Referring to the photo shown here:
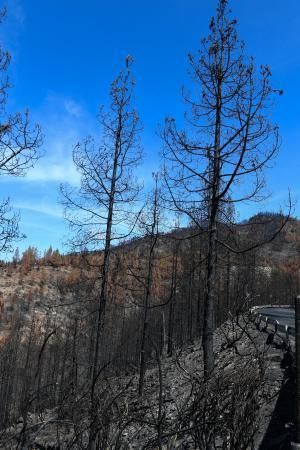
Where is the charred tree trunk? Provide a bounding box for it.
[202,69,221,379]
[167,243,179,356]
[138,185,159,396]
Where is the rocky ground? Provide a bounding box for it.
[0,314,295,449]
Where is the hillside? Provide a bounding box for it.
[0,213,298,448]
[247,214,300,265]
[0,213,299,335]
[0,316,291,449]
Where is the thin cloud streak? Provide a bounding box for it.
[26,161,80,184]
[14,201,63,219]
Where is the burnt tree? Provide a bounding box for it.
[163,0,284,378]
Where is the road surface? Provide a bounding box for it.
[256,306,295,331]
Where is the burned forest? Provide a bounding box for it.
[0,0,299,449]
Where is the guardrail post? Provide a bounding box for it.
[265,317,268,330]
[292,295,300,449]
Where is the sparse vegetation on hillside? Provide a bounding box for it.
[0,0,297,448]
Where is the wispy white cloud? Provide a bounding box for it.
[64,99,82,118]
[26,156,81,185]
[1,131,82,185]
[14,201,63,219]
[21,93,94,185]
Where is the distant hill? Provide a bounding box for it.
[0,212,299,339]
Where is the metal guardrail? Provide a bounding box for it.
[251,307,295,340]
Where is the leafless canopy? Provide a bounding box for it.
[162,0,285,378]
[0,8,42,252]
[163,0,281,230]
[61,57,143,251]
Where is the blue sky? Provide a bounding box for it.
[1,0,300,255]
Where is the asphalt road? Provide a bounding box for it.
[256,307,295,330]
